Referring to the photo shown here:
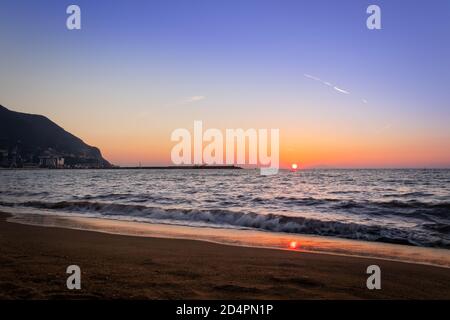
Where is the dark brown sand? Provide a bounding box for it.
[0,212,449,299]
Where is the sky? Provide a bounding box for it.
[0,0,449,168]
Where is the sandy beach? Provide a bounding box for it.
[1,212,449,300]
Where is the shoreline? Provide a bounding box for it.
[6,211,450,268]
[1,212,450,299]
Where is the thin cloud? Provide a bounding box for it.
[304,73,330,87]
[186,95,206,102]
[175,95,207,106]
[304,73,368,102]
[304,74,321,82]
[333,86,350,95]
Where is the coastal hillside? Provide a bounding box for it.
[0,105,110,168]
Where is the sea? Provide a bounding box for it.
[0,168,449,249]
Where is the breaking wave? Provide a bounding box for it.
[1,200,449,248]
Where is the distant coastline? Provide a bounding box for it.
[113,165,242,170]
[0,165,243,170]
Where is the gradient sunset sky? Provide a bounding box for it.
[1,0,449,168]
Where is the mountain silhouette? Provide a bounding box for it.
[0,105,110,167]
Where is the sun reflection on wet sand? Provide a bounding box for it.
[8,213,450,268]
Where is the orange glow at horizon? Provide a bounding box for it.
[71,120,450,168]
[96,137,450,168]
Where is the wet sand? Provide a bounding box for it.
[1,212,449,299]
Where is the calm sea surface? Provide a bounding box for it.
[1,169,449,248]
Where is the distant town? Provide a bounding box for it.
[0,142,110,169]
[0,140,243,170]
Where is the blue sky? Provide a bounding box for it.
[0,0,449,167]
